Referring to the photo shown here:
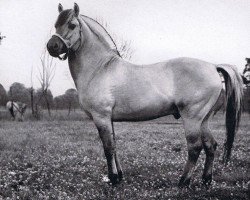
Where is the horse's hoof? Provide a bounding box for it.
[178,176,191,188]
[109,173,120,185]
[118,170,123,181]
[202,174,212,187]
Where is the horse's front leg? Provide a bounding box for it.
[111,122,123,181]
[93,114,121,185]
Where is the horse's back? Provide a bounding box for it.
[111,57,222,121]
[113,57,221,100]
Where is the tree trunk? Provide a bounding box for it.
[30,88,34,115]
[34,104,40,120]
[68,103,71,116]
[44,94,51,116]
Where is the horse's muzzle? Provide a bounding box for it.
[47,36,68,57]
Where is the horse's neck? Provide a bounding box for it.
[68,18,120,89]
[68,36,118,89]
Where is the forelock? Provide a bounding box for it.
[55,9,74,27]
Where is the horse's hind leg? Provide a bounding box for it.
[201,117,217,186]
[93,114,120,185]
[178,120,203,187]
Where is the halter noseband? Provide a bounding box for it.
[52,17,83,60]
[53,33,72,49]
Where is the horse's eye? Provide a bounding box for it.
[68,23,76,30]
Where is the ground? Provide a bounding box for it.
[0,109,249,199]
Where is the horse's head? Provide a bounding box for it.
[47,3,83,60]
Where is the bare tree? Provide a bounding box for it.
[37,49,56,116]
[29,66,35,115]
[0,32,6,45]
[95,17,134,60]
[116,39,134,60]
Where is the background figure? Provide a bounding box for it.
[242,58,250,84]
[6,101,27,121]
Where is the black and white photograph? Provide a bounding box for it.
[0,0,249,199]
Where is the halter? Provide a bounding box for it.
[52,17,83,60]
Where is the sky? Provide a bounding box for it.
[0,0,250,96]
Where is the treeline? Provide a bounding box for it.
[0,82,80,113]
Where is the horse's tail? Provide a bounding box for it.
[216,64,244,164]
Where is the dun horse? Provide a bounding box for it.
[47,3,243,186]
[6,101,27,121]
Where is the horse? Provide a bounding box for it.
[47,3,243,186]
[6,101,27,121]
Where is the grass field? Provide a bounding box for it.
[0,109,249,199]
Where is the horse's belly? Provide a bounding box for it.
[112,96,175,121]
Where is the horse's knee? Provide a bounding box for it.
[97,124,115,150]
[103,143,116,162]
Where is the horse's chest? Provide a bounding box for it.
[78,87,114,115]
[78,92,92,111]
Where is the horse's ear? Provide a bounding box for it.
[58,3,63,13]
[74,3,80,16]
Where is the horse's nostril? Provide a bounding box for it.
[53,43,59,50]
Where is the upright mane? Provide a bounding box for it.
[81,15,121,57]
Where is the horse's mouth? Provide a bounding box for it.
[57,52,68,60]
[48,50,68,60]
